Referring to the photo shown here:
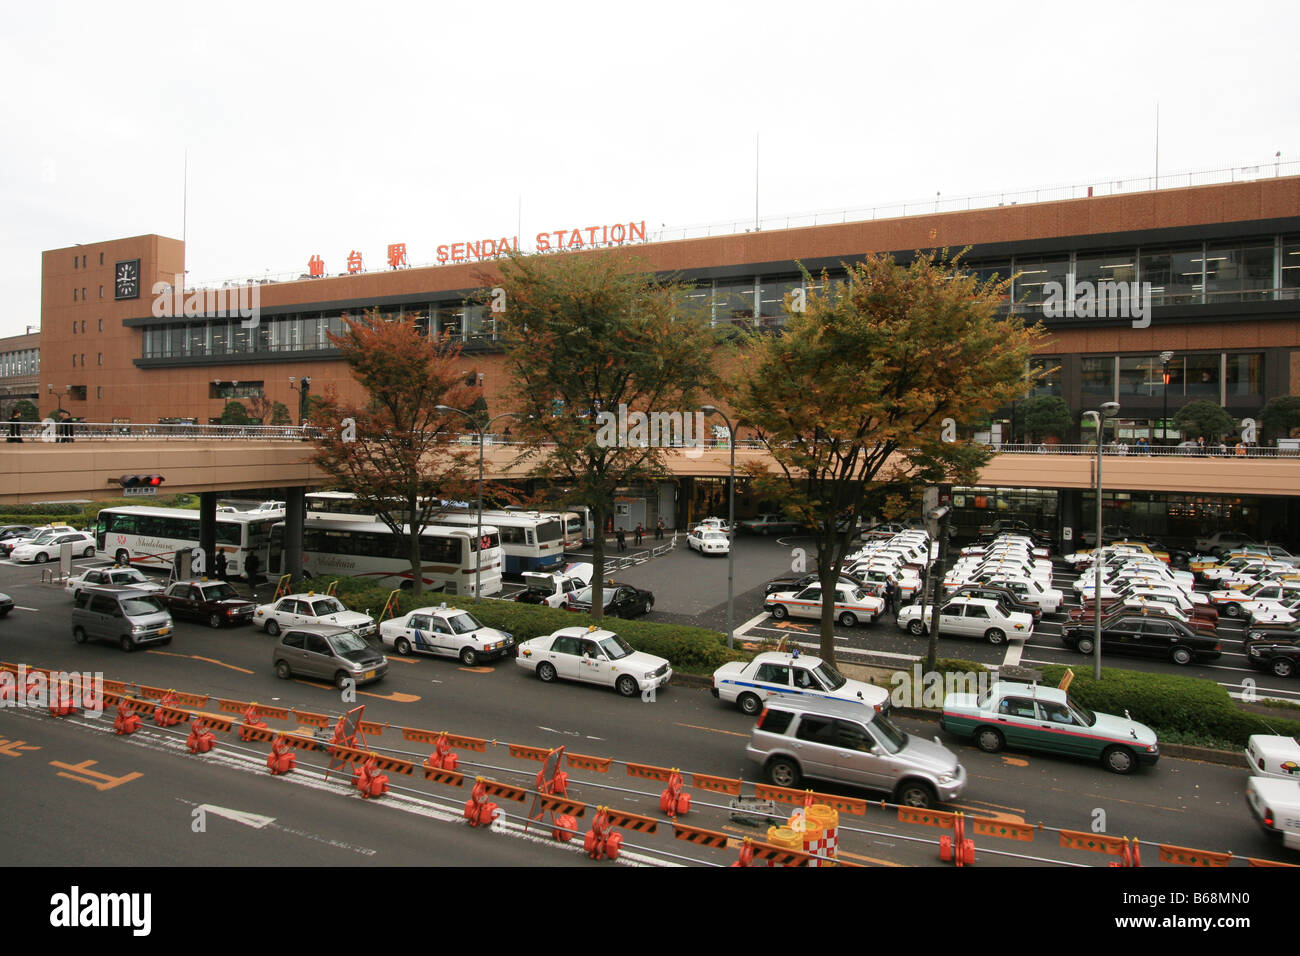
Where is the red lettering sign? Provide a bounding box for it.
[346,250,363,274]
[387,243,408,269]
[308,255,325,277]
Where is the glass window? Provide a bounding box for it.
[1174,353,1220,399]
[437,303,463,339]
[1226,353,1263,398]
[1204,241,1274,302]
[1081,356,1115,398]
[1028,356,1062,397]
[714,278,756,327]
[758,276,800,328]
[1140,245,1202,304]
[1012,256,1069,307]
[1074,249,1137,287]
[1119,355,1161,398]
[1283,237,1300,299]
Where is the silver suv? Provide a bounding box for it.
[746,696,966,808]
[72,587,173,652]
[272,624,389,689]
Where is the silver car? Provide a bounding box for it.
[272,624,389,689]
[745,695,965,808]
[72,587,173,652]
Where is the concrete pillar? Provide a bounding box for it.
[198,492,217,576]
[285,486,305,581]
[1059,489,1082,551]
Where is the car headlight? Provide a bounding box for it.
[938,772,956,783]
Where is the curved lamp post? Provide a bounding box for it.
[1082,401,1120,679]
[436,406,520,598]
[700,405,736,649]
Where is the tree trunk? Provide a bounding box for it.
[408,491,423,597]
[817,545,836,665]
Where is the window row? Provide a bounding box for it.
[71,253,105,269]
[1080,353,1263,401]
[0,349,40,378]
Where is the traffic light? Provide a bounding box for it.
[120,475,165,496]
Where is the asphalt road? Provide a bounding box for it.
[1,549,1294,870]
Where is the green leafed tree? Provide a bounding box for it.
[219,400,251,425]
[309,310,480,596]
[491,249,725,619]
[1172,400,1235,442]
[269,401,292,427]
[13,400,38,421]
[1259,395,1300,443]
[1016,395,1071,444]
[730,252,1046,664]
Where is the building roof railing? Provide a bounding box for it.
[186,156,1300,292]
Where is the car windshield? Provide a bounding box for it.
[871,713,908,752]
[597,634,634,660]
[1068,700,1096,727]
[328,632,370,654]
[447,612,482,634]
[122,596,165,616]
[812,661,847,690]
[200,583,238,601]
[311,598,347,616]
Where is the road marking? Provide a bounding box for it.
[733,611,771,638]
[1000,755,1029,767]
[674,722,750,738]
[145,650,254,674]
[1001,640,1024,667]
[386,657,420,665]
[197,804,276,829]
[947,803,1026,823]
[50,758,142,790]
[458,666,494,674]
[14,606,39,612]
[359,690,421,703]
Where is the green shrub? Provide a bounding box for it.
[1037,663,1300,746]
[288,575,748,673]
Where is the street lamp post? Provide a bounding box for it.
[700,405,736,649]
[436,406,519,598]
[1082,401,1120,679]
[1160,351,1174,447]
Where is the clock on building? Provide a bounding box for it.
[114,259,141,300]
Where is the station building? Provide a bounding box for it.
[25,172,1300,545]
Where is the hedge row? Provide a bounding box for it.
[0,496,193,531]
[295,575,750,674]
[1035,663,1300,746]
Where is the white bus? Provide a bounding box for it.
[95,505,283,577]
[305,493,567,575]
[266,514,504,596]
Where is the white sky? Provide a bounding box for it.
[1,0,1296,338]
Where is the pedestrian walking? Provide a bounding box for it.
[245,551,261,595]
[214,550,228,581]
[655,518,664,540]
[615,528,626,552]
[6,408,22,443]
[634,522,644,546]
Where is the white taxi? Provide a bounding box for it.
[254,592,377,639]
[1245,734,1300,780]
[711,650,889,716]
[65,565,164,599]
[379,604,513,665]
[896,596,1033,645]
[687,528,731,555]
[764,582,885,627]
[516,625,672,698]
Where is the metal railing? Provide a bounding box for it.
[989,442,1299,459]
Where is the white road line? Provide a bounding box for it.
[733,611,770,638]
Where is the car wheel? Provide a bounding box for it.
[838,611,858,627]
[274,660,291,680]
[537,662,557,683]
[1076,636,1095,655]
[73,626,87,644]
[616,675,639,698]
[265,620,280,637]
[82,546,96,558]
[1271,658,1295,678]
[115,549,130,566]
[395,637,412,656]
[894,781,936,809]
[975,727,1005,754]
[334,671,352,690]
[34,552,48,564]
[645,597,654,613]
[1169,646,1193,665]
[907,619,926,636]
[985,628,1006,645]
[771,605,788,620]
[208,613,222,629]
[1102,745,1136,775]
[119,636,134,652]
[738,693,762,717]
[1224,603,1241,618]
[459,647,478,667]
[766,757,801,789]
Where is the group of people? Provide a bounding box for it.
[5,408,76,442]
[614,520,666,551]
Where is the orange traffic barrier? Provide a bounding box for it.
[1248,856,1299,867]
[755,784,866,815]
[101,679,128,696]
[479,780,529,804]
[897,807,956,830]
[672,822,729,849]
[1059,830,1129,856]
[749,841,808,867]
[565,752,613,773]
[267,736,297,775]
[464,778,500,828]
[359,720,385,737]
[353,755,390,799]
[690,772,742,796]
[969,818,1037,842]
[508,743,554,762]
[113,700,142,736]
[153,705,189,728]
[139,686,209,708]
[626,762,674,782]
[293,710,332,729]
[364,754,413,776]
[658,770,690,819]
[424,767,466,788]
[1157,844,1233,867]
[218,698,289,720]
[584,807,623,860]
[402,728,487,751]
[539,795,586,818]
[186,719,217,754]
[192,713,234,734]
[424,733,460,773]
[602,808,658,835]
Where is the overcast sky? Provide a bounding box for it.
[1,1,1295,338]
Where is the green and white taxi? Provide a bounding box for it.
[940,680,1159,774]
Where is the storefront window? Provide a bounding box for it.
[1225,353,1263,397]
[1081,356,1115,398]
[1118,355,1161,397]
